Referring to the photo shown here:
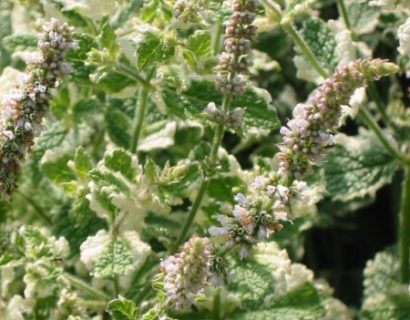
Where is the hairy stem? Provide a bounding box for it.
[130,81,150,153]
[17,191,52,225]
[400,166,410,283]
[78,299,108,309]
[337,0,351,30]
[63,272,110,301]
[115,63,155,90]
[358,108,410,164]
[212,20,224,55]
[173,93,233,250]
[367,82,401,134]
[282,22,329,78]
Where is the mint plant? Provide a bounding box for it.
[0,0,410,319]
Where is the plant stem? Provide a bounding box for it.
[18,191,52,225]
[173,93,233,250]
[400,166,410,283]
[131,82,150,153]
[337,0,351,30]
[78,299,108,309]
[358,107,410,164]
[63,272,110,301]
[115,63,155,90]
[367,82,401,134]
[260,0,282,21]
[212,20,224,55]
[213,287,221,320]
[174,179,210,251]
[282,22,329,78]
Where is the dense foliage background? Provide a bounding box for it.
[0,0,410,319]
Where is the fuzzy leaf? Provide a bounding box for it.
[299,17,338,73]
[346,0,380,35]
[324,131,398,201]
[73,146,93,179]
[108,297,139,320]
[41,154,76,184]
[30,123,67,183]
[2,34,37,52]
[141,0,160,22]
[231,283,325,320]
[183,30,212,68]
[133,31,175,70]
[228,258,276,310]
[361,291,410,320]
[105,106,132,149]
[100,20,119,57]
[94,238,134,278]
[162,80,279,133]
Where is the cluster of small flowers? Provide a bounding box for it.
[174,0,207,23]
[161,236,213,309]
[205,102,245,131]
[216,0,258,95]
[278,59,399,179]
[0,18,76,197]
[207,59,398,262]
[209,173,313,258]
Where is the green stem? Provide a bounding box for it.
[18,191,52,225]
[173,93,233,250]
[358,108,410,164]
[63,273,110,301]
[213,287,221,320]
[115,63,155,90]
[212,20,224,55]
[130,81,150,153]
[260,0,282,21]
[367,82,401,134]
[400,167,410,283]
[337,0,351,30]
[78,299,108,309]
[282,22,329,78]
[174,179,210,250]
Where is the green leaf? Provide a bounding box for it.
[52,200,107,257]
[2,34,37,52]
[141,0,160,22]
[299,17,338,73]
[73,146,93,179]
[360,291,410,320]
[105,105,132,149]
[73,98,100,123]
[95,71,136,93]
[162,80,280,133]
[100,20,119,57]
[286,0,316,11]
[49,0,88,27]
[94,237,134,278]
[346,0,380,35]
[227,259,276,310]
[103,149,137,181]
[108,297,139,320]
[363,249,400,300]
[324,131,398,201]
[183,30,212,68]
[68,33,98,83]
[41,153,76,185]
[133,31,175,70]
[30,123,67,183]
[231,283,325,320]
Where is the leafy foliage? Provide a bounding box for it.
[324,131,398,201]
